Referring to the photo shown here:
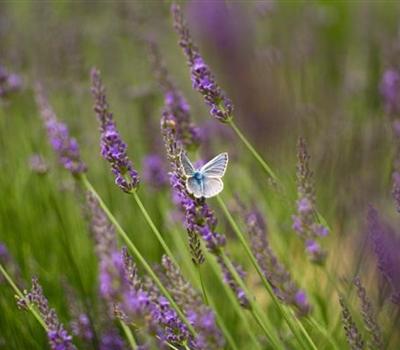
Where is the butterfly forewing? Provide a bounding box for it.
[180,152,195,177]
[202,177,224,198]
[200,153,228,178]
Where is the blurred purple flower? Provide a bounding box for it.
[367,205,400,304]
[35,84,87,177]
[91,68,139,194]
[0,65,21,99]
[339,296,365,350]
[241,203,310,316]
[292,136,328,264]
[0,242,24,289]
[353,277,384,349]
[17,277,77,350]
[29,154,49,175]
[142,154,169,190]
[379,69,400,115]
[171,4,234,123]
[148,39,202,151]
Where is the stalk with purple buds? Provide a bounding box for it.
[240,203,311,316]
[148,38,202,151]
[35,84,87,177]
[91,68,140,193]
[339,296,365,350]
[292,136,328,264]
[171,3,234,124]
[17,277,77,350]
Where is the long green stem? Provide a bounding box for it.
[132,191,178,267]
[120,322,138,349]
[197,264,209,306]
[0,263,47,330]
[217,195,316,350]
[230,121,278,182]
[80,175,197,337]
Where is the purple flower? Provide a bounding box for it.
[379,69,400,115]
[148,39,202,151]
[0,242,24,289]
[29,154,49,175]
[339,296,365,350]
[367,205,400,304]
[353,277,384,349]
[171,4,234,123]
[0,65,21,99]
[292,136,328,264]
[35,84,87,177]
[241,203,310,316]
[17,277,77,350]
[142,154,169,190]
[91,68,139,194]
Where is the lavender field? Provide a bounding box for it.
[1,1,400,349]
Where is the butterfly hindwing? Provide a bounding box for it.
[186,177,204,198]
[180,152,195,177]
[202,177,224,198]
[200,152,228,178]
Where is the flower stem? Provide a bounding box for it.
[120,322,138,349]
[229,121,278,182]
[217,195,316,350]
[0,263,47,330]
[132,191,178,267]
[197,264,209,306]
[80,174,198,337]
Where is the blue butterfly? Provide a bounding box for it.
[180,152,228,198]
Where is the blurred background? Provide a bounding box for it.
[1,1,400,348]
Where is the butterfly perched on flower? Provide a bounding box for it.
[180,152,228,198]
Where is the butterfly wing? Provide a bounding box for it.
[180,152,195,177]
[200,152,228,178]
[186,177,204,198]
[202,177,224,198]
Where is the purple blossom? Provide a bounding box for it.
[90,67,139,194]
[367,205,400,304]
[353,277,384,349]
[292,136,328,264]
[241,203,310,316]
[171,4,234,123]
[0,242,24,289]
[148,39,202,151]
[161,112,247,307]
[29,154,49,175]
[379,69,400,115]
[0,65,21,99]
[142,154,169,190]
[160,255,225,349]
[35,84,87,177]
[339,296,365,350]
[17,277,77,350]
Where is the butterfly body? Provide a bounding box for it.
[180,152,228,198]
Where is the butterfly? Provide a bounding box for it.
[180,152,228,198]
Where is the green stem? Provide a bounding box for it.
[217,195,316,350]
[132,191,178,267]
[197,264,209,306]
[80,175,197,337]
[120,322,138,349]
[219,253,283,349]
[0,263,47,330]
[230,121,278,182]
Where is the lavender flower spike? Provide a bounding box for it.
[17,277,77,350]
[148,39,202,151]
[353,277,384,349]
[91,67,139,193]
[292,136,328,264]
[242,203,310,316]
[339,296,365,350]
[35,84,87,177]
[172,3,234,123]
